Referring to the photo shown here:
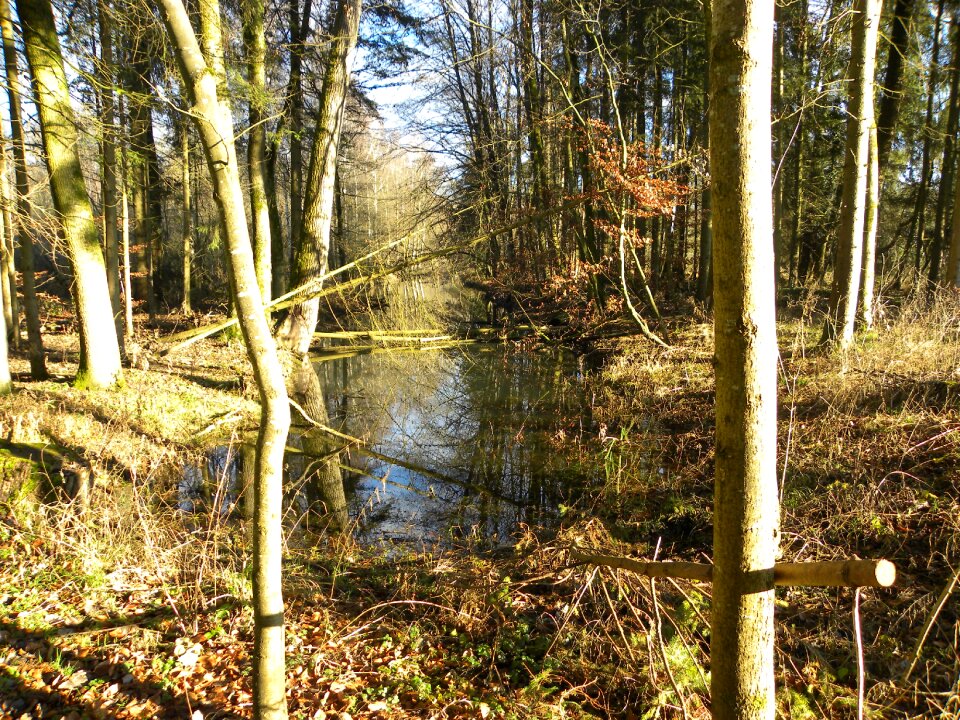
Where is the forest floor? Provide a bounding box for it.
[0,293,958,719]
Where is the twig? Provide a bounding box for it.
[901,565,960,684]
[651,540,689,719]
[855,588,865,720]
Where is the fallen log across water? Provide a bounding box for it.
[159,197,591,356]
[571,550,898,588]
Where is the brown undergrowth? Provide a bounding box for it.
[0,295,959,719]
[590,289,960,718]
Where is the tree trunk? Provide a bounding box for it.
[279,0,361,357]
[157,2,291,719]
[933,10,960,286]
[126,55,163,319]
[244,0,271,302]
[858,124,879,329]
[903,0,942,280]
[181,122,193,313]
[822,0,881,347]
[98,0,123,349]
[876,0,916,174]
[0,141,16,346]
[1,0,46,379]
[0,272,9,393]
[709,1,779,718]
[696,0,712,304]
[288,0,311,264]
[18,0,122,389]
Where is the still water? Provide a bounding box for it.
[183,344,597,546]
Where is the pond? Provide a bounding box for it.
[182,344,600,547]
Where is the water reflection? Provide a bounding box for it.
[317,345,593,545]
[181,345,594,547]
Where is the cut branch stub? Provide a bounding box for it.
[571,551,897,588]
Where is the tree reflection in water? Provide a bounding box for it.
[316,345,593,546]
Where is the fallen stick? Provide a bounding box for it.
[571,551,897,588]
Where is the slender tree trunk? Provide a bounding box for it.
[0,273,9,393]
[696,0,713,304]
[933,10,960,286]
[788,0,809,286]
[1,0,45,379]
[876,0,916,174]
[709,2,778,719]
[157,3,291,719]
[279,0,361,357]
[244,0,271,302]
[858,124,879,328]
[822,0,881,347]
[126,58,161,318]
[903,0,942,280]
[288,0,311,260]
[121,131,133,339]
[181,123,193,313]
[0,142,16,346]
[99,0,123,349]
[18,0,122,389]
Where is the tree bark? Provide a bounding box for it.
[157,2,291,718]
[98,0,123,349]
[181,122,193,313]
[244,0,272,302]
[934,10,960,285]
[709,1,779,719]
[18,0,123,389]
[858,124,879,329]
[822,0,881,347]
[279,0,361,357]
[876,0,916,174]
[1,0,46,379]
[0,141,16,346]
[0,271,8,393]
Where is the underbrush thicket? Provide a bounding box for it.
[0,294,957,718]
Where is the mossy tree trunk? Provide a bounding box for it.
[17,0,122,390]
[158,2,291,718]
[822,0,881,347]
[1,0,46,380]
[708,1,779,718]
[278,0,361,358]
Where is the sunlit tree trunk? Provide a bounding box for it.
[244,0,271,302]
[99,0,123,349]
[0,141,15,346]
[181,122,193,314]
[0,284,9,394]
[1,0,45,379]
[279,0,361,357]
[157,2,291,719]
[858,125,879,328]
[935,10,960,285]
[288,0,311,264]
[822,0,881,347]
[709,1,778,719]
[18,0,122,389]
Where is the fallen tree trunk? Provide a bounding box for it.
[572,551,897,588]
